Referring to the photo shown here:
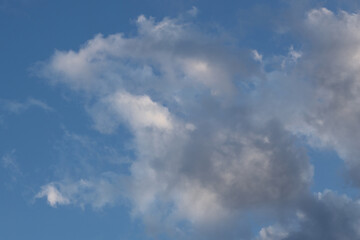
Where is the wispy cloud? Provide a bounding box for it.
[0,98,53,114]
[35,174,124,209]
[2,149,22,182]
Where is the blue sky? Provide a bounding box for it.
[2,0,360,239]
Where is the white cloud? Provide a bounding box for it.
[91,91,174,133]
[37,14,256,100]
[187,6,198,17]
[257,225,289,240]
[288,46,302,62]
[36,174,124,209]
[252,49,263,62]
[36,184,70,207]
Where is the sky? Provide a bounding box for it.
[2,0,360,239]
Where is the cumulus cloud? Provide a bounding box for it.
[33,6,360,239]
[33,10,315,237]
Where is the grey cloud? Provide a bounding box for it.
[250,8,360,238]
[264,8,360,187]
[258,191,360,240]
[285,191,360,240]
